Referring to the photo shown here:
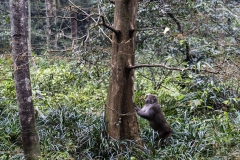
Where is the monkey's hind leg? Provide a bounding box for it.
[157,139,163,148]
[165,131,172,146]
[157,131,172,148]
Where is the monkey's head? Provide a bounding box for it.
[145,94,158,104]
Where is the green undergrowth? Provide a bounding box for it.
[0,57,240,159]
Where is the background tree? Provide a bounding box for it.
[0,0,11,54]
[9,0,41,159]
[45,0,53,50]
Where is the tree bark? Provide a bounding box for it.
[10,0,41,159]
[105,0,141,142]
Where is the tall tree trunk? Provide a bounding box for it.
[45,0,52,50]
[27,0,36,67]
[9,0,41,159]
[71,10,77,49]
[27,0,31,54]
[52,0,56,24]
[104,0,141,142]
[71,11,77,40]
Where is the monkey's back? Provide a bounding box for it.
[150,105,172,138]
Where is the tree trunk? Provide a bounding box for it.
[27,0,36,67]
[45,0,52,49]
[71,10,77,49]
[9,0,41,159]
[104,0,141,142]
[71,11,77,40]
[28,0,31,55]
[52,0,56,24]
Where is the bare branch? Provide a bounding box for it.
[166,12,191,61]
[32,15,92,22]
[68,0,112,42]
[100,16,120,35]
[166,12,183,33]
[127,64,221,74]
[135,26,165,31]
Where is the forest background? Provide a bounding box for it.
[0,0,240,159]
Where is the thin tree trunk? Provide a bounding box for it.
[27,0,36,67]
[71,10,77,49]
[71,12,77,40]
[9,0,41,159]
[45,0,52,50]
[104,0,141,142]
[52,0,56,24]
[28,0,31,54]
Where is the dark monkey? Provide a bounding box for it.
[135,94,172,146]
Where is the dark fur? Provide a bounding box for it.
[135,94,172,146]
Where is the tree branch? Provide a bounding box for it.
[135,26,165,31]
[127,64,221,74]
[109,0,115,4]
[68,0,112,42]
[166,12,183,33]
[100,16,120,35]
[166,12,191,61]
